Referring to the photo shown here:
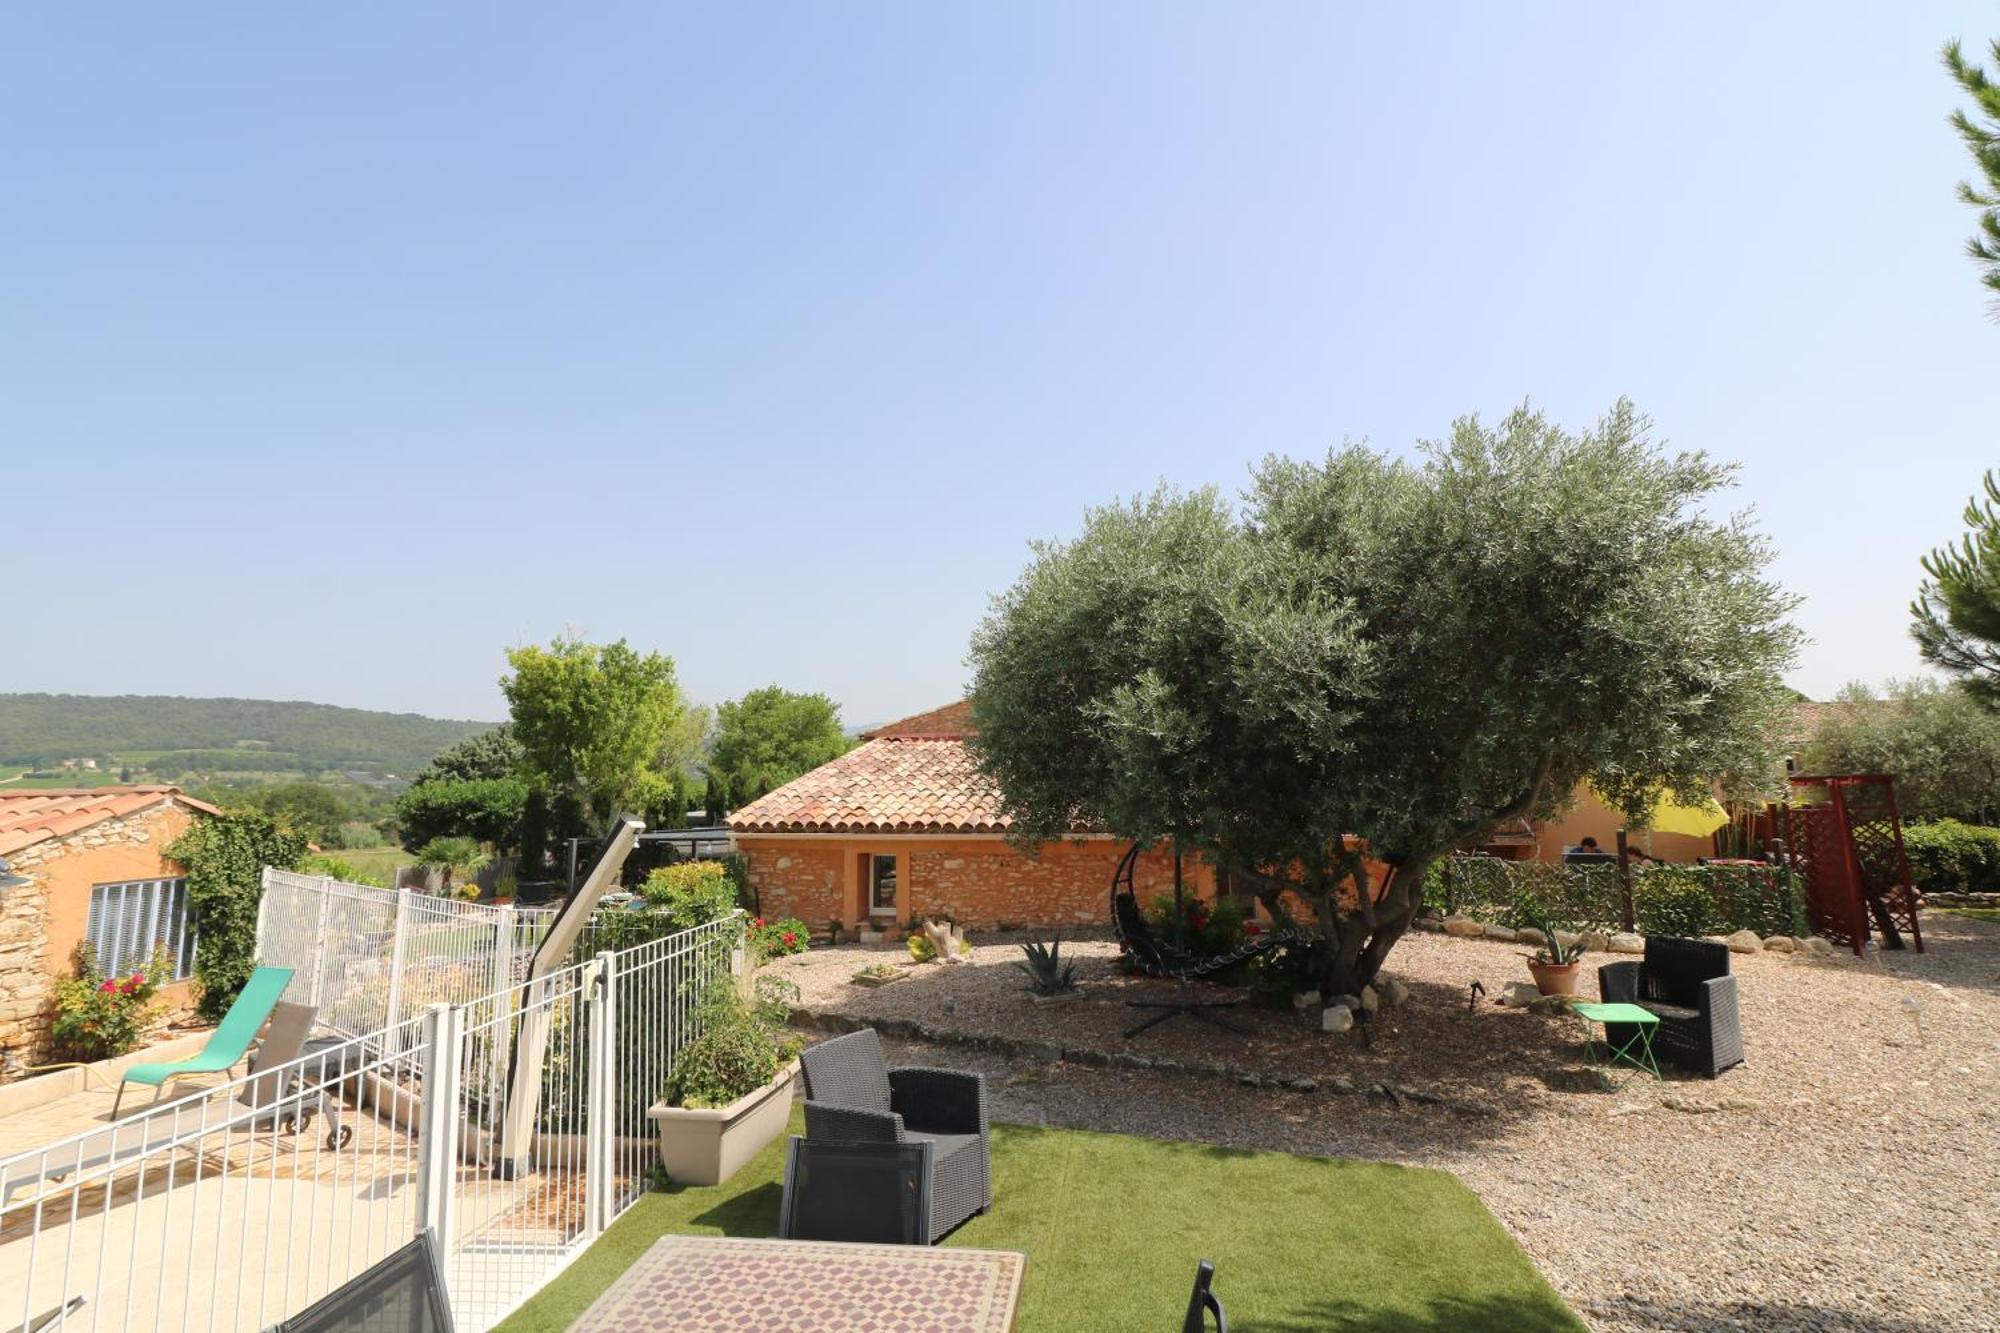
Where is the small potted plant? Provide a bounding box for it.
[647,978,803,1186]
[1521,907,1585,997]
[1015,934,1082,1005]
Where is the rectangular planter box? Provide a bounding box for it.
[647,1059,800,1187]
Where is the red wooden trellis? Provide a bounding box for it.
[1773,773,1924,957]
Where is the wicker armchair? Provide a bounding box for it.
[1598,936,1744,1077]
[786,1028,990,1243]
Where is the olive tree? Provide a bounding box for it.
[969,402,1799,997]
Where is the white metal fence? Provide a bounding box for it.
[256,870,558,1046]
[2,882,745,1333]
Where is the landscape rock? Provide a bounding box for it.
[1359,985,1380,1015]
[1442,916,1483,938]
[1608,933,1645,954]
[1326,992,1361,1012]
[1553,930,1582,953]
[1726,929,1761,955]
[1290,989,1322,1012]
[1288,1077,1318,1093]
[1579,931,1610,952]
[1514,927,1547,945]
[1496,981,1542,1007]
[1762,935,1796,953]
[1483,923,1518,941]
[1379,977,1410,1007]
[1802,936,1836,958]
[1320,1005,1354,1034]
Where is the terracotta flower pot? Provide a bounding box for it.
[1526,959,1580,997]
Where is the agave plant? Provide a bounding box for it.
[1521,904,1584,965]
[1014,934,1080,996]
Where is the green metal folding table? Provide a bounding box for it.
[1568,1000,1663,1083]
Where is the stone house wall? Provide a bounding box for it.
[734,836,1216,932]
[0,804,201,1081]
[737,843,847,927]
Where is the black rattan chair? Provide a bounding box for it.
[1182,1260,1227,1332]
[790,1028,989,1243]
[1598,936,1744,1077]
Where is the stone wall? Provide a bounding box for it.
[0,804,200,1081]
[740,844,846,927]
[736,835,1215,932]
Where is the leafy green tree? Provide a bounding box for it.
[1803,678,2000,824]
[235,781,354,845]
[501,637,688,840]
[394,776,530,851]
[1944,36,2000,312]
[412,725,524,785]
[970,403,1799,996]
[704,770,733,824]
[165,810,310,1019]
[708,686,851,804]
[1911,470,2000,705]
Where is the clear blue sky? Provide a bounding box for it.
[5,3,1997,727]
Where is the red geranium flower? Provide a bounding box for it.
[99,979,119,994]
[781,931,798,946]
[753,918,765,928]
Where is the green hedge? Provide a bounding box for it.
[1426,855,1805,938]
[1899,821,2000,893]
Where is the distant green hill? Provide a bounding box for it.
[0,694,496,777]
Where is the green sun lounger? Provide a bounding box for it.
[113,966,295,1117]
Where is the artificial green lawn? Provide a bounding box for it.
[496,1107,1582,1333]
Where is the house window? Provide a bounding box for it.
[869,855,898,917]
[87,878,196,981]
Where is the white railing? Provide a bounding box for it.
[256,870,559,1046]
[2,906,745,1332]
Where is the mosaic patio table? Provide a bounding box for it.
[569,1234,1027,1332]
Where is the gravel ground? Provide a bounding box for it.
[767,915,2000,1333]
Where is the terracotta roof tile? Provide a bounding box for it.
[0,786,217,857]
[728,737,1010,835]
[861,700,976,740]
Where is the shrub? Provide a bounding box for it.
[166,810,311,1021]
[47,946,170,1063]
[639,861,740,931]
[335,821,385,850]
[298,852,389,888]
[1633,866,1715,938]
[749,916,810,962]
[1146,893,1244,958]
[1900,820,2000,892]
[661,977,802,1110]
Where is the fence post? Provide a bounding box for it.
[256,866,275,960]
[310,875,335,1008]
[416,1003,464,1277]
[586,953,616,1238]
[383,887,413,1045]
[1614,828,1635,931]
[491,904,517,997]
